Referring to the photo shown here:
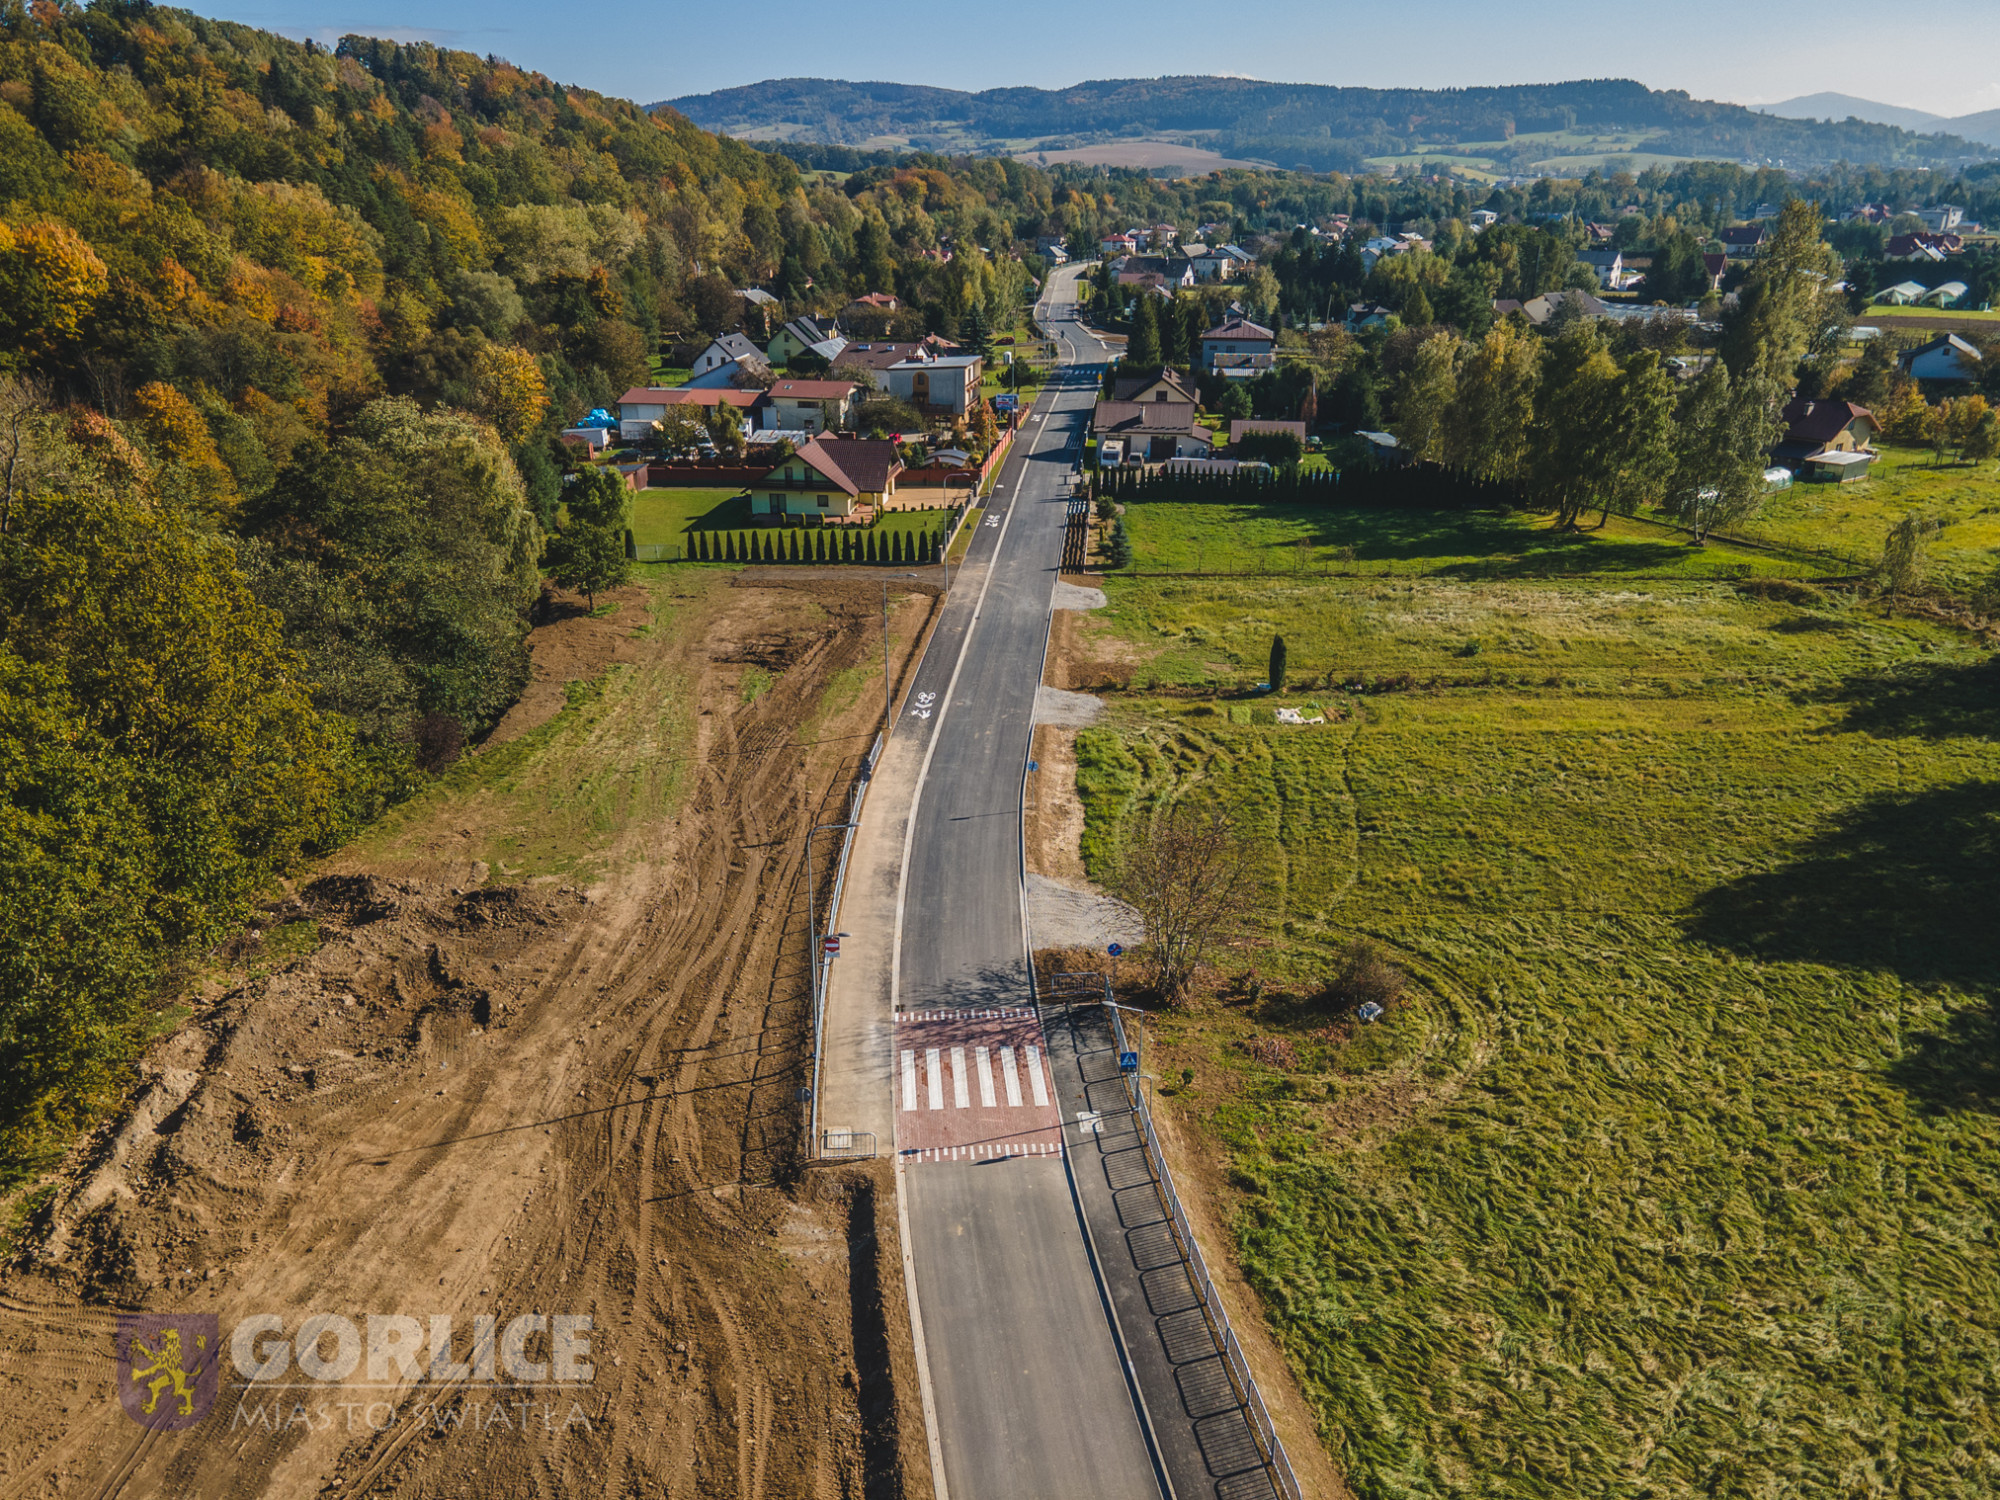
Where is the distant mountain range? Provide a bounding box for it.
[654,76,1999,174]
[1754,92,2000,147]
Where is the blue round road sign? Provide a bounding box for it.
[1107,943,1124,957]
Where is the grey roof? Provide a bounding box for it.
[708,332,764,361]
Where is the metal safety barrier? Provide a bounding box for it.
[1079,974,1302,1500]
[807,732,883,1157]
[819,1128,877,1160]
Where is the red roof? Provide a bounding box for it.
[618,386,761,409]
[769,379,858,399]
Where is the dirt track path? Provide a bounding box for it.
[0,574,938,1500]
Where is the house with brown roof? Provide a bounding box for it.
[1200,317,1275,377]
[842,293,900,317]
[1110,369,1199,404]
[1774,396,1879,481]
[1092,399,1214,462]
[765,379,859,434]
[1888,231,1962,262]
[1719,224,1766,256]
[753,436,906,523]
[616,385,767,439]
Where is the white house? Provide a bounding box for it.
[882,352,984,415]
[1189,244,1255,282]
[685,332,771,388]
[1200,316,1275,378]
[1902,332,1983,382]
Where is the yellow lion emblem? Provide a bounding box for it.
[127,1327,206,1417]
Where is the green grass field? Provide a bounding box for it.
[1727,442,2000,586]
[1117,501,1834,585]
[1066,519,2000,1496]
[1862,304,2000,324]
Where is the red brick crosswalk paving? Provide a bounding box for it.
[892,1007,1064,1165]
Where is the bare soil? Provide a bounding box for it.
[0,572,940,1500]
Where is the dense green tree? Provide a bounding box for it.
[1125,295,1163,369]
[545,467,632,608]
[1660,363,1783,543]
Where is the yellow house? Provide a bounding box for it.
[756,436,905,522]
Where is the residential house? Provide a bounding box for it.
[1228,419,1307,447]
[1099,233,1138,257]
[753,435,905,523]
[1035,233,1069,262]
[615,386,767,440]
[882,351,984,414]
[843,293,900,317]
[1110,369,1199,404]
[1200,316,1276,378]
[1494,289,1609,325]
[1579,248,1635,290]
[767,316,843,366]
[1919,205,1964,233]
[765,379,859,434]
[831,341,927,381]
[1092,398,1214,462]
[1188,244,1255,282]
[1469,209,1499,230]
[1149,224,1179,248]
[1701,253,1729,292]
[739,288,780,309]
[1116,255,1196,290]
[685,332,770,387]
[1902,332,1983,382]
[1719,224,1766,256]
[1774,395,1879,481]
[1345,302,1395,331]
[1888,231,1962,261]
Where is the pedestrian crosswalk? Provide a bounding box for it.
[892,1006,1063,1165]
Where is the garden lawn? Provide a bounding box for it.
[1117,501,1834,583]
[1070,567,2000,1499]
[629,488,749,545]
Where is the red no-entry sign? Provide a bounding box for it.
[823,935,841,957]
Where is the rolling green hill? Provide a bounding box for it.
[656,75,2000,174]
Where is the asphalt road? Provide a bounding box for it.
[891,268,1167,1500]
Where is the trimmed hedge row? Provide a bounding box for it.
[687,527,946,564]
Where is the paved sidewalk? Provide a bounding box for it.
[1043,997,1281,1500]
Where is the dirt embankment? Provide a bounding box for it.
[0,573,940,1500]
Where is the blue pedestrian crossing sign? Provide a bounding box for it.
[1119,1052,1139,1072]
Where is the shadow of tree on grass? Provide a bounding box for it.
[1813,654,2000,741]
[1686,780,2000,1114]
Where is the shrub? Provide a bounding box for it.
[1241,1035,1299,1069]
[1318,939,1407,1014]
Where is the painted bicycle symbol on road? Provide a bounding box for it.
[910,691,937,721]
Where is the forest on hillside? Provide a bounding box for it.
[663,75,2000,173]
[0,0,1057,1175]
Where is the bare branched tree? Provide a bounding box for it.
[1112,802,1260,1007]
[0,377,50,538]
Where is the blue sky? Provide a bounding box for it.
[206,0,2000,119]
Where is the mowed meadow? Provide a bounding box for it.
[1069,508,2000,1499]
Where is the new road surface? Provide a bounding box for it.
[877,267,1283,1500]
